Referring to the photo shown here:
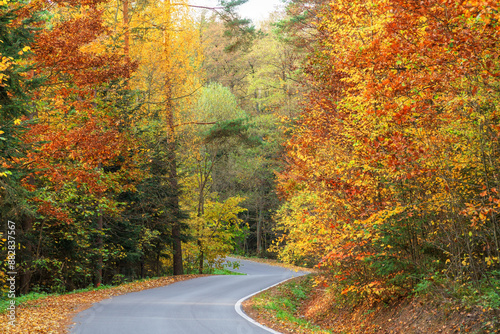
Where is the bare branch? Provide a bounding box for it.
[171,3,225,10]
[174,121,216,128]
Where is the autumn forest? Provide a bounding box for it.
[1,0,500,318]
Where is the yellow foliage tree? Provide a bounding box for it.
[182,195,247,274]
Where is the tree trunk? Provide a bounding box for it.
[165,0,183,276]
[256,203,263,257]
[95,163,104,287]
[156,247,161,276]
[171,212,184,275]
[140,254,145,278]
[123,0,129,58]
[197,239,204,274]
[166,93,183,275]
[96,212,103,287]
[19,215,34,294]
[197,182,205,274]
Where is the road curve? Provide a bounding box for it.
[70,258,308,334]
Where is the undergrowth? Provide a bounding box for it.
[414,271,500,311]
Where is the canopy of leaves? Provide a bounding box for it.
[275,0,500,303]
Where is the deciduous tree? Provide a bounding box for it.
[276,0,500,301]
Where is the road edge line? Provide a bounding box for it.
[234,277,296,334]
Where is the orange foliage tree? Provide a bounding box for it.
[276,0,500,301]
[16,0,138,291]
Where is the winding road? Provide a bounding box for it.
[70,258,308,334]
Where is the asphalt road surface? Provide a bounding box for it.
[70,258,308,334]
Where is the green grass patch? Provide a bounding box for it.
[251,275,331,333]
[211,267,245,275]
[0,283,119,313]
[0,291,48,313]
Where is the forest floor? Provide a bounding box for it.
[243,275,500,334]
[0,274,205,334]
[3,258,499,333]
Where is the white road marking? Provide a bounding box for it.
[234,277,297,334]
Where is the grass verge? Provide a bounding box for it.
[244,273,500,334]
[243,275,331,334]
[211,267,245,275]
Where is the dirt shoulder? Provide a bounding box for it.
[242,275,500,334]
